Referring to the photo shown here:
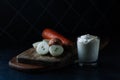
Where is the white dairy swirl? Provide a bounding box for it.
[77,34,97,44]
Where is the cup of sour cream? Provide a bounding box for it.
[77,34,100,66]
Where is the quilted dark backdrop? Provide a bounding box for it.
[0,0,113,48]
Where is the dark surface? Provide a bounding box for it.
[0,41,120,80]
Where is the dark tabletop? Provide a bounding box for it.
[0,42,120,80]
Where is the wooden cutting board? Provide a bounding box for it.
[9,47,75,71]
[9,56,72,71]
[9,57,45,71]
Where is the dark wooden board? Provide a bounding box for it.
[9,57,45,71]
[9,56,74,71]
[9,47,75,71]
[16,48,74,66]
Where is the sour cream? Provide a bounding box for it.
[77,34,100,66]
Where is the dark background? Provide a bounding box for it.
[0,0,114,49]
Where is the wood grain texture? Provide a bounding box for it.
[9,57,45,71]
[9,47,75,71]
